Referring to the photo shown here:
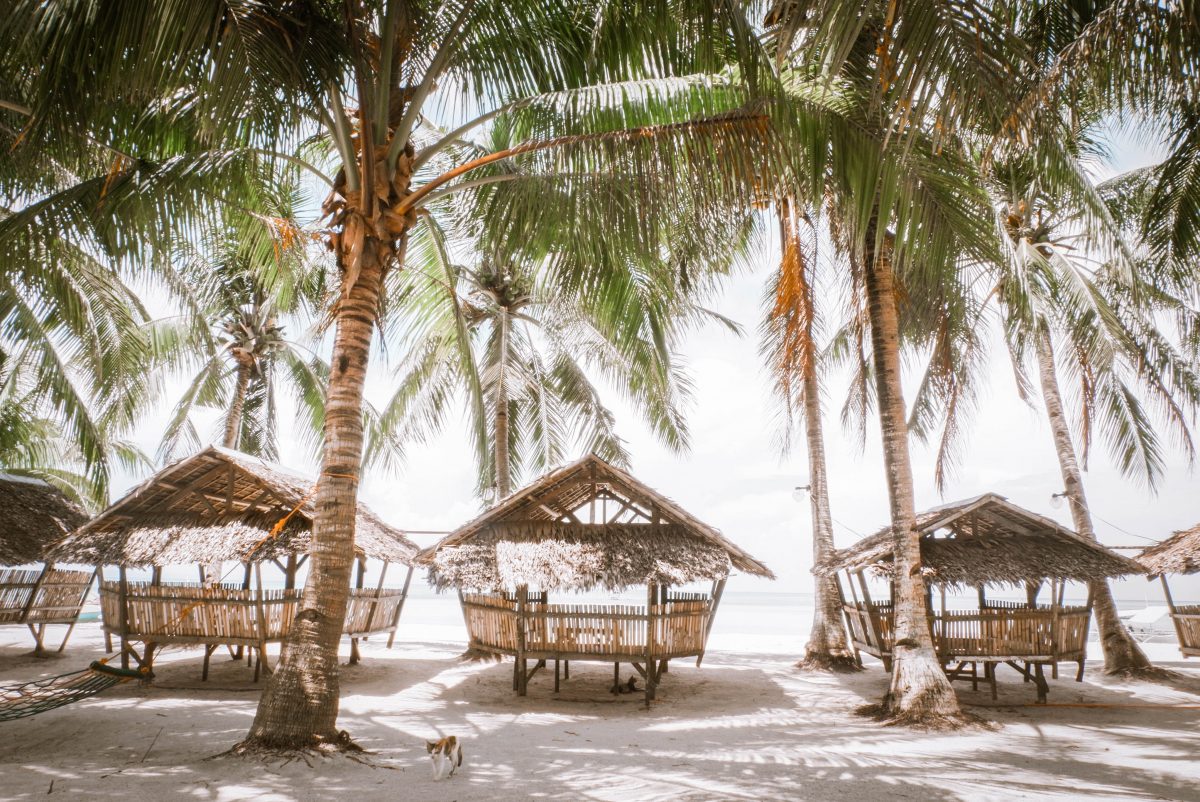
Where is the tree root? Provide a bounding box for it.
[219,730,367,763]
[1103,664,1181,682]
[458,647,502,663]
[855,700,988,731]
[795,651,862,674]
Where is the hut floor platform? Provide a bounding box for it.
[2,618,1200,801]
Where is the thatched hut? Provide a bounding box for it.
[416,454,773,706]
[824,493,1143,702]
[1137,523,1200,658]
[48,446,417,678]
[0,474,92,654]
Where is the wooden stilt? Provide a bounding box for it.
[118,565,131,670]
[253,563,269,676]
[516,584,528,696]
[554,659,560,692]
[349,558,366,666]
[387,564,413,649]
[98,566,113,653]
[696,577,727,667]
[202,644,218,681]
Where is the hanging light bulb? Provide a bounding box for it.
[1050,491,1066,510]
[793,485,811,502]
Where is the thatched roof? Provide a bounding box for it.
[1138,523,1200,577]
[48,446,416,567]
[416,454,774,592]
[823,493,1143,587]
[0,474,89,565]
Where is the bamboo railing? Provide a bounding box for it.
[461,593,712,662]
[0,568,94,625]
[841,600,1090,663]
[98,581,408,646]
[1170,604,1200,656]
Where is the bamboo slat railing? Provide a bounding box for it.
[98,581,409,647]
[0,568,94,625]
[0,567,96,654]
[1170,604,1200,657]
[460,593,712,662]
[843,600,1091,660]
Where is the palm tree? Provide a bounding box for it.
[763,0,1035,724]
[4,2,785,749]
[151,227,331,464]
[761,197,856,671]
[987,164,1200,674]
[957,2,1200,675]
[382,194,737,500]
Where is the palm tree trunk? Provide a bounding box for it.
[777,200,855,671]
[202,360,252,586]
[1034,327,1152,674]
[861,227,962,724]
[240,235,393,749]
[494,309,512,498]
[223,360,251,450]
[800,361,858,670]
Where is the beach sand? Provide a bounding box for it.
[2,611,1198,802]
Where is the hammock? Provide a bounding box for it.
[0,661,146,722]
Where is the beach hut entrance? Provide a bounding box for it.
[826,494,1144,702]
[0,474,93,655]
[49,447,418,678]
[418,455,772,707]
[1137,522,1200,658]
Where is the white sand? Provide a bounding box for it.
[2,616,1199,802]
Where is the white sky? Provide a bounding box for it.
[115,121,1200,602]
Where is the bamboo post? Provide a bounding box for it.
[835,572,862,667]
[21,562,53,655]
[516,584,528,696]
[696,577,726,667]
[284,554,298,589]
[98,565,112,652]
[350,557,366,665]
[363,559,389,638]
[253,562,269,679]
[1049,578,1061,679]
[1160,575,1186,654]
[118,565,130,670]
[855,570,886,664]
[57,567,98,653]
[387,564,413,649]
[646,582,657,707]
[234,562,252,661]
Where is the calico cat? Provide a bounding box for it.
[426,736,463,780]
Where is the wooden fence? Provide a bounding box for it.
[461,593,711,662]
[0,567,95,653]
[99,581,408,646]
[1171,604,1200,657]
[842,600,1089,664]
[0,568,95,625]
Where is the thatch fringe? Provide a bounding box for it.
[48,447,415,567]
[1138,523,1200,577]
[822,493,1143,587]
[0,474,88,566]
[418,454,773,592]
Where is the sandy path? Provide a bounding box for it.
[1,625,1198,801]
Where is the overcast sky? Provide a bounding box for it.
[119,122,1200,602]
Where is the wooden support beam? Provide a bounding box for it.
[387,564,413,649]
[516,584,528,696]
[118,566,131,670]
